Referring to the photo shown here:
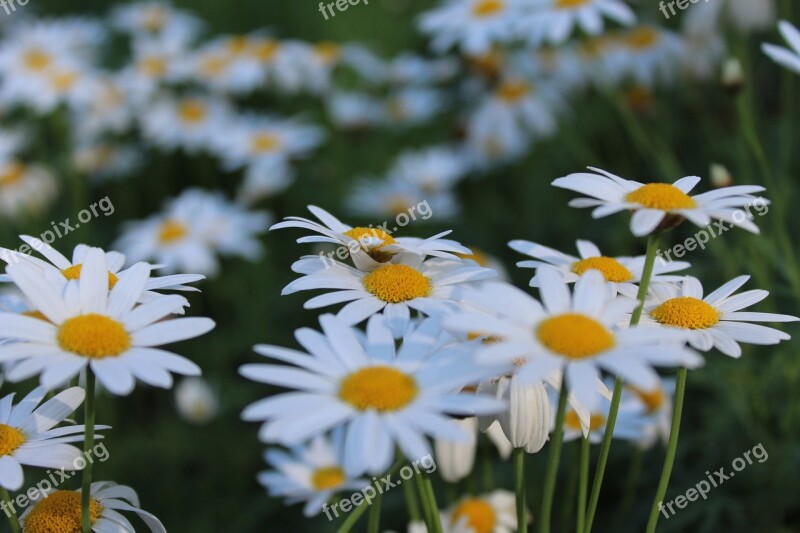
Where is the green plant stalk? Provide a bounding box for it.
[336,496,370,533]
[577,437,590,533]
[414,472,435,530]
[367,490,382,533]
[81,369,96,533]
[514,447,527,533]
[539,381,569,533]
[420,472,444,533]
[1,487,20,533]
[402,470,422,522]
[645,367,688,533]
[583,233,659,533]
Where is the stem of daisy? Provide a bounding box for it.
[514,447,527,533]
[645,367,687,533]
[539,380,568,533]
[402,470,422,522]
[367,489,382,533]
[336,496,370,533]
[414,471,435,530]
[577,437,590,533]
[81,368,96,533]
[583,233,660,533]
[0,487,20,533]
[420,471,443,533]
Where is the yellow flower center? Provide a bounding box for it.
[339,366,418,412]
[139,57,167,77]
[451,499,496,533]
[384,196,414,216]
[628,385,665,414]
[250,132,281,153]
[625,183,697,210]
[51,71,77,91]
[311,466,346,491]
[556,0,590,7]
[536,313,615,359]
[457,248,491,267]
[572,257,634,283]
[363,264,431,303]
[178,100,207,124]
[23,491,103,533]
[253,40,281,61]
[496,81,529,103]
[651,297,720,330]
[57,314,131,359]
[227,36,249,54]
[313,42,340,63]
[565,410,606,431]
[0,424,25,456]
[141,6,167,32]
[344,227,397,261]
[200,56,228,77]
[24,49,52,71]
[473,0,505,17]
[61,264,119,290]
[624,28,660,50]
[158,219,188,244]
[0,162,25,187]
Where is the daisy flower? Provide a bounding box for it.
[282,254,496,337]
[472,78,564,139]
[434,417,478,483]
[561,390,649,443]
[0,248,215,395]
[444,269,702,412]
[519,0,636,48]
[440,490,520,533]
[240,314,504,476]
[381,88,444,128]
[0,161,57,221]
[259,432,368,516]
[180,34,266,95]
[110,1,201,48]
[622,377,674,448]
[140,94,231,153]
[418,0,521,55]
[607,27,686,86]
[509,239,690,298]
[762,21,800,75]
[552,167,768,236]
[174,377,219,424]
[387,146,468,195]
[640,276,798,357]
[20,481,165,532]
[325,91,385,131]
[0,386,98,491]
[686,0,775,35]
[346,176,460,221]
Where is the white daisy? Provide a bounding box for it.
[20,481,165,532]
[685,0,775,35]
[440,490,520,533]
[0,248,215,395]
[346,176,460,221]
[762,20,800,75]
[519,0,636,48]
[0,161,57,221]
[509,239,690,298]
[325,91,385,131]
[382,88,444,128]
[140,94,231,153]
[622,377,674,448]
[174,377,219,424]
[387,146,468,195]
[606,27,686,87]
[240,314,504,476]
[561,390,649,444]
[110,1,201,49]
[473,78,565,140]
[640,276,798,357]
[418,0,521,55]
[552,167,769,236]
[0,386,97,491]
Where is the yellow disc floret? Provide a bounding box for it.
[451,499,496,533]
[572,257,634,283]
[536,313,615,359]
[158,220,188,244]
[0,163,25,187]
[311,467,346,491]
[0,424,25,456]
[628,385,665,414]
[178,100,207,124]
[250,132,281,153]
[61,264,119,290]
[565,410,606,432]
[57,314,131,359]
[345,228,397,262]
[473,0,504,17]
[625,183,697,210]
[363,264,431,303]
[339,366,418,412]
[496,81,528,103]
[556,0,589,8]
[23,491,103,533]
[651,297,720,330]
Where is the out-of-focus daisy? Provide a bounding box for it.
[0,161,57,220]
[140,95,231,153]
[0,248,215,394]
[382,88,444,127]
[110,1,201,48]
[181,34,266,94]
[509,239,690,298]
[20,481,166,532]
[623,377,674,447]
[347,176,460,221]
[474,78,564,139]
[464,100,531,168]
[445,269,702,412]
[519,0,636,48]
[685,0,775,35]
[762,20,800,75]
[387,146,468,195]
[385,54,459,86]
[0,386,96,491]
[640,276,798,357]
[419,0,521,55]
[114,189,270,277]
[607,27,686,86]
[175,377,219,424]
[325,92,385,131]
[259,433,368,516]
[117,40,184,104]
[561,391,649,443]
[440,490,520,533]
[73,141,143,182]
[240,314,504,475]
[456,247,510,282]
[552,167,768,236]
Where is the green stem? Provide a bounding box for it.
[81,369,96,533]
[645,367,688,533]
[367,490,382,533]
[0,487,20,533]
[336,497,370,533]
[514,448,527,533]
[539,381,568,533]
[414,472,434,530]
[402,470,422,522]
[420,472,443,533]
[583,233,659,533]
[577,437,590,533]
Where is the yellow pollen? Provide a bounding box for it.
[565,410,606,431]
[473,0,505,17]
[451,499,496,533]
[557,0,590,7]
[624,28,660,50]
[496,81,529,103]
[628,385,665,414]
[625,183,697,210]
[51,71,77,91]
[24,49,52,71]
[253,40,281,61]
[227,36,249,54]
[311,467,346,491]
[139,57,167,77]
[536,313,615,359]
[345,228,396,261]
[651,297,720,330]
[314,42,340,63]
[23,491,103,533]
[339,366,418,412]
[158,219,188,244]
[178,100,207,124]
[141,7,167,32]
[61,264,119,289]
[0,424,25,456]
[22,310,49,322]
[0,162,25,187]
[572,257,634,283]
[363,264,431,303]
[250,132,281,153]
[57,314,131,359]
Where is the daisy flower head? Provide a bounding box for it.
[0,386,98,491]
[607,26,686,86]
[518,0,636,48]
[509,239,690,298]
[381,88,445,128]
[240,314,505,476]
[282,253,496,337]
[259,432,368,516]
[387,145,469,195]
[140,94,231,153]
[686,0,775,35]
[552,167,769,236]
[346,175,460,221]
[0,247,215,394]
[440,490,520,533]
[474,77,565,139]
[560,388,649,443]
[0,161,57,221]
[181,34,266,95]
[762,20,800,75]
[272,205,472,271]
[622,377,674,448]
[444,268,703,413]
[640,276,798,357]
[418,0,521,55]
[20,481,165,532]
[110,1,201,49]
